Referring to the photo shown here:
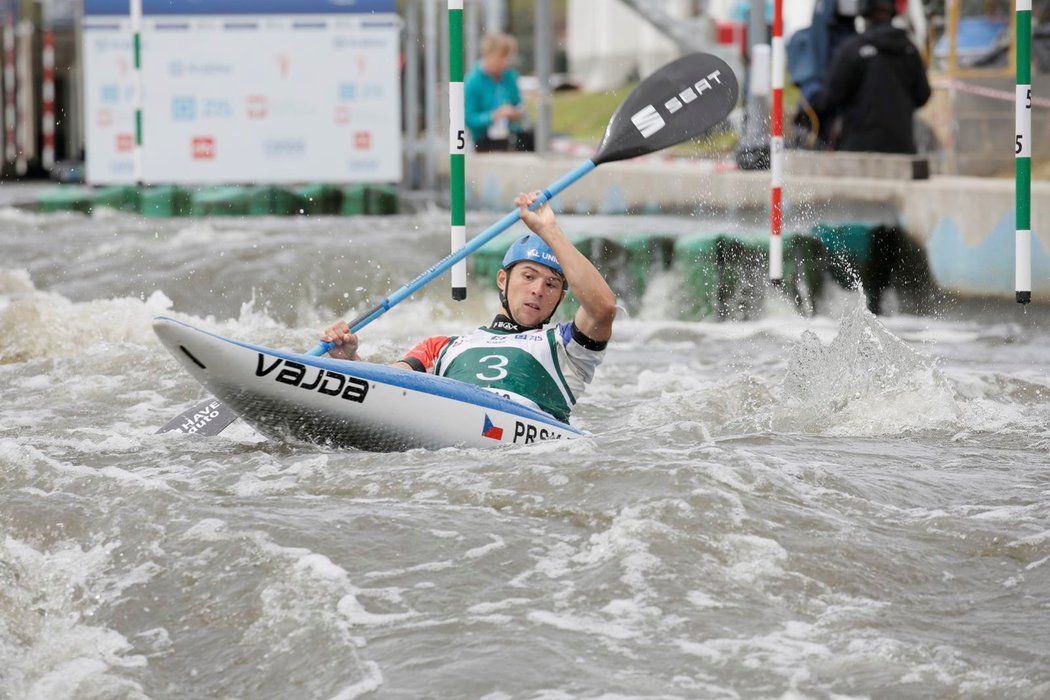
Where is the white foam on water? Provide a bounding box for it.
[721,534,789,587]
[326,660,384,700]
[0,287,174,363]
[773,299,961,436]
[0,267,35,295]
[686,590,724,610]
[177,517,412,694]
[0,536,150,700]
[526,610,638,641]
[464,534,506,559]
[466,598,533,615]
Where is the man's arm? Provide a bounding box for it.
[320,322,449,372]
[516,192,617,341]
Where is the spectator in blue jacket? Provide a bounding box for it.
[465,33,533,152]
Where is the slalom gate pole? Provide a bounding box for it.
[449,0,467,300]
[42,28,54,170]
[14,18,26,175]
[131,0,143,184]
[1016,0,1032,305]
[2,13,12,165]
[769,0,784,284]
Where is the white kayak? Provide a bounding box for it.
[152,317,582,451]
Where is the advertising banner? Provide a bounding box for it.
[83,0,400,184]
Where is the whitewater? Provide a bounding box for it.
[1,207,1048,698]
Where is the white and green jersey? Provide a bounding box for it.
[403,320,606,423]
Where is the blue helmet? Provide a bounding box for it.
[498,233,568,329]
[501,233,565,280]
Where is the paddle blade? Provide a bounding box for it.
[155,397,239,436]
[594,53,739,165]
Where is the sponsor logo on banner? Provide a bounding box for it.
[481,414,504,440]
[340,82,383,101]
[512,421,566,444]
[354,131,372,150]
[276,54,291,78]
[172,96,197,122]
[263,139,306,159]
[168,60,184,77]
[347,158,379,172]
[100,84,119,104]
[255,354,369,403]
[192,136,216,160]
[202,99,232,119]
[97,109,113,127]
[116,133,133,152]
[338,82,357,101]
[335,105,351,125]
[246,95,268,119]
[630,69,726,139]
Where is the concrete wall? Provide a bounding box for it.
[466,152,1049,299]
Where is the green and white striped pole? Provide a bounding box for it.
[449,0,467,301]
[1016,0,1031,305]
[131,0,143,184]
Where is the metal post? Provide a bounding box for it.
[42,28,55,170]
[534,0,552,155]
[735,0,769,170]
[483,0,504,33]
[404,0,420,189]
[946,0,959,175]
[2,13,12,166]
[449,0,466,300]
[71,0,84,160]
[465,0,480,72]
[1016,0,1032,304]
[14,19,29,176]
[423,0,438,191]
[131,0,143,183]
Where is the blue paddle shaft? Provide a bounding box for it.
[308,159,597,357]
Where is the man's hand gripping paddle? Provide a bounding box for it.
[156,53,739,436]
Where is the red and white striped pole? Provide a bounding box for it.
[3,14,14,166]
[769,0,784,284]
[14,19,29,176]
[42,29,55,170]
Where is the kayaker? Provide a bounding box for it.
[321,191,617,423]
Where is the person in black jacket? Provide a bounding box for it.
[819,0,931,153]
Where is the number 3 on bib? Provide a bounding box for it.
[476,354,509,381]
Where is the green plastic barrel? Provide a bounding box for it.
[140,186,191,217]
[36,186,93,214]
[623,234,675,297]
[672,234,721,320]
[248,186,303,216]
[366,185,399,215]
[674,233,765,320]
[341,186,367,216]
[189,186,250,216]
[781,233,827,316]
[471,235,515,287]
[92,186,140,213]
[296,184,342,215]
[813,222,874,288]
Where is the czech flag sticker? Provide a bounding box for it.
[481,414,503,441]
